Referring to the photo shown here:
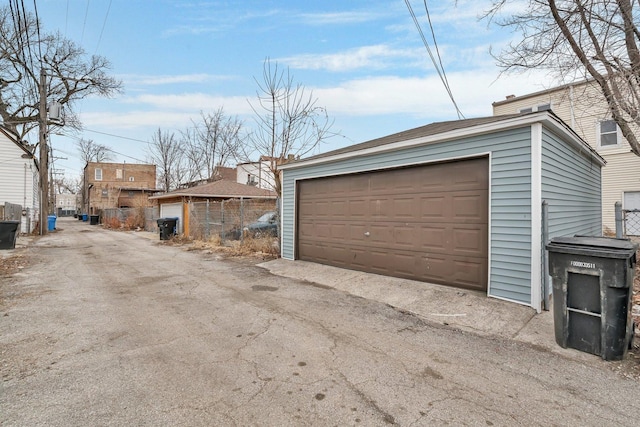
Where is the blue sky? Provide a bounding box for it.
[29,0,548,181]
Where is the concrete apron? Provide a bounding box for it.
[259,259,595,362]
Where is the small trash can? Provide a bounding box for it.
[47,215,57,231]
[157,217,179,240]
[77,214,83,221]
[82,214,88,222]
[0,220,20,250]
[546,236,637,360]
[90,215,99,225]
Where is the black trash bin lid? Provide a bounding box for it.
[546,236,637,257]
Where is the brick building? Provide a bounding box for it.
[83,162,157,214]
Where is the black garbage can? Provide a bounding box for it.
[90,215,99,225]
[0,220,20,250]
[157,217,178,240]
[546,236,637,360]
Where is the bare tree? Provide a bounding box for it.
[247,59,335,195]
[53,175,80,194]
[147,128,184,192]
[181,108,243,183]
[0,5,121,137]
[76,138,113,164]
[484,0,640,155]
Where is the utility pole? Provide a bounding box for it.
[38,68,48,236]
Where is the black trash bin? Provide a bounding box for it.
[546,236,637,360]
[0,220,20,250]
[90,215,99,225]
[157,217,178,240]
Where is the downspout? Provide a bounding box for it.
[23,163,27,210]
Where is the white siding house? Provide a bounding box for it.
[236,159,276,191]
[0,127,39,233]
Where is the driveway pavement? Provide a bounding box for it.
[1,217,639,426]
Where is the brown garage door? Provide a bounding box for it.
[296,157,488,290]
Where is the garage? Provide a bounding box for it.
[280,112,605,310]
[160,202,183,233]
[296,157,489,290]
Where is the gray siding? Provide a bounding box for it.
[541,128,602,238]
[282,127,534,305]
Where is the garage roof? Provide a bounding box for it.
[149,179,277,200]
[281,111,605,169]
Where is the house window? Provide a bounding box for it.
[95,168,102,180]
[102,189,108,198]
[116,169,123,179]
[598,119,619,147]
[519,103,552,114]
[129,176,135,182]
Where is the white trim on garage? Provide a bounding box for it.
[530,123,543,313]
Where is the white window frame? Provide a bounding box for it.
[129,176,135,182]
[116,169,123,179]
[95,168,102,180]
[597,119,621,149]
[519,103,552,114]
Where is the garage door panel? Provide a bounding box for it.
[297,157,488,290]
[452,227,487,255]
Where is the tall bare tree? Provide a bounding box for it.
[76,138,113,164]
[181,108,243,183]
[247,59,335,196]
[147,128,184,192]
[484,0,640,155]
[0,5,121,137]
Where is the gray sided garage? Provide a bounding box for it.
[280,112,605,311]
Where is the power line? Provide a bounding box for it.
[80,0,90,44]
[404,0,464,119]
[95,0,112,54]
[32,0,43,61]
[83,128,151,145]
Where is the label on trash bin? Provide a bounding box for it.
[570,260,596,269]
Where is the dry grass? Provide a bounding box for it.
[180,233,279,260]
[103,217,121,229]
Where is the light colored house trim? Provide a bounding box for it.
[530,123,543,313]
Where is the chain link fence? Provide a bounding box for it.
[2,202,23,220]
[623,209,640,236]
[102,207,159,232]
[101,200,278,241]
[188,199,278,242]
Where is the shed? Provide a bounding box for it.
[279,112,605,310]
[149,179,277,235]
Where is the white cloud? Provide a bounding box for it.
[121,73,232,86]
[298,11,386,25]
[314,68,551,119]
[281,44,421,72]
[79,68,552,144]
[121,93,253,115]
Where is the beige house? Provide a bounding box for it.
[493,80,640,232]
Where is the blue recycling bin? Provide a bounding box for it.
[47,215,57,231]
[82,214,88,222]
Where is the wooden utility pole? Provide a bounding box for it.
[38,68,48,235]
